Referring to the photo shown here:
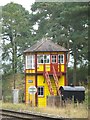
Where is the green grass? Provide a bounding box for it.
[1,101,88,118]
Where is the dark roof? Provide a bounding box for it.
[59,86,85,91]
[24,38,68,53]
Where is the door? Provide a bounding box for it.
[50,55,58,72]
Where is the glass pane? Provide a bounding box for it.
[58,55,64,64]
[38,87,44,96]
[41,58,43,63]
[38,91,40,95]
[37,55,43,63]
[41,91,43,95]
[47,59,49,63]
[52,55,56,63]
[38,88,40,95]
[44,55,47,59]
[41,87,43,91]
[38,55,50,64]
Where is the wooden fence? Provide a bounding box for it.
[47,96,65,107]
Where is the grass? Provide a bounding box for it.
[1,87,88,118]
[0,100,2,109]
[1,101,88,118]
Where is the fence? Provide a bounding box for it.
[47,96,65,107]
[0,88,2,100]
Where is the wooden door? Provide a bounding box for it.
[50,55,58,72]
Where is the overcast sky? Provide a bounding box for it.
[0,0,35,11]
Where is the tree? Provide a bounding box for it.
[30,2,88,85]
[61,3,88,85]
[2,2,32,88]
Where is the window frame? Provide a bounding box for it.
[51,55,57,63]
[26,55,35,69]
[58,54,64,64]
[38,86,44,97]
[37,55,50,64]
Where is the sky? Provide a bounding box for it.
[0,0,35,12]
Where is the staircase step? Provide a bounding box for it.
[44,71,54,95]
[52,66,60,96]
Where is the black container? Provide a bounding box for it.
[59,86,85,103]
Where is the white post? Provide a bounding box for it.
[31,93,35,112]
[13,89,19,104]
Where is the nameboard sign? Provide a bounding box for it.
[28,80,33,83]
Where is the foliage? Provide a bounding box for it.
[31,2,88,84]
[2,2,33,74]
[67,65,88,85]
[1,2,88,87]
[2,73,24,102]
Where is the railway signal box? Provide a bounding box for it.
[24,38,68,107]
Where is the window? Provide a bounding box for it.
[38,86,44,96]
[51,55,57,63]
[37,55,50,64]
[38,55,43,63]
[44,55,50,63]
[26,55,35,69]
[58,54,64,64]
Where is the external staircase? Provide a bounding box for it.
[52,66,60,96]
[44,71,54,95]
[44,66,62,96]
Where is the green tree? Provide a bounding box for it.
[2,2,30,72]
[61,3,88,85]
[2,2,33,88]
[31,2,88,85]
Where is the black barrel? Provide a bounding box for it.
[59,86,85,103]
